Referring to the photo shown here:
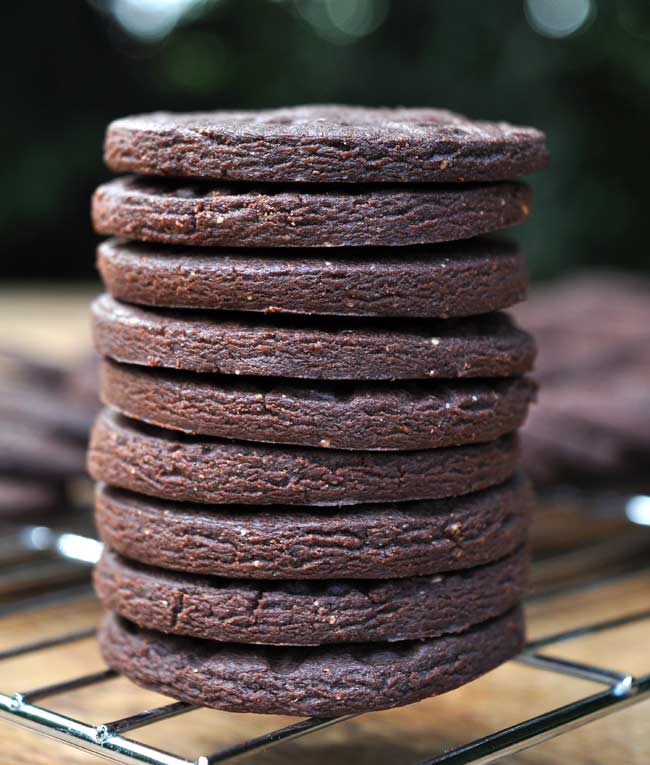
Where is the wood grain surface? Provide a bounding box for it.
[0,286,97,362]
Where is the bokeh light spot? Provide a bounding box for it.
[294,0,388,44]
[110,0,217,42]
[525,0,594,39]
[617,0,650,41]
[626,495,650,527]
[326,0,379,37]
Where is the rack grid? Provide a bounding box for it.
[1,524,649,765]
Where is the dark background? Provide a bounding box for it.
[3,0,649,281]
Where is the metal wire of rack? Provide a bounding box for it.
[1,521,650,765]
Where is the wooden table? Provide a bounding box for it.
[1,288,649,763]
[0,285,97,363]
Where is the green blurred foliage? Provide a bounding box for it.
[1,0,649,280]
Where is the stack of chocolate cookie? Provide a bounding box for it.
[88,106,547,716]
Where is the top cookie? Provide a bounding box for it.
[104,105,548,184]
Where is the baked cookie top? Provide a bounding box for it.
[104,104,548,183]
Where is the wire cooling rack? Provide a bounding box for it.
[1,508,650,765]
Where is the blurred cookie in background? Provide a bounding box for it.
[515,272,650,487]
[0,478,63,518]
[0,350,99,520]
[513,273,650,583]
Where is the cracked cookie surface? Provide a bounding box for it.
[97,236,527,318]
[100,359,536,451]
[88,408,520,506]
[103,105,548,183]
[92,294,535,381]
[92,176,531,248]
[94,545,528,644]
[99,606,525,715]
[93,474,532,578]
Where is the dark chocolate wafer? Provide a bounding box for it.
[94,545,529,645]
[94,474,532,579]
[0,426,86,481]
[103,105,548,183]
[92,176,531,249]
[0,477,62,518]
[97,237,527,318]
[92,294,535,381]
[100,359,536,451]
[99,606,525,716]
[88,409,520,506]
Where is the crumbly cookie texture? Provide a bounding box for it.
[99,607,526,716]
[92,176,531,248]
[93,474,532,579]
[91,294,536,381]
[104,105,548,183]
[97,236,527,318]
[88,408,520,506]
[100,359,536,451]
[94,545,529,645]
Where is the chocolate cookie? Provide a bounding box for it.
[92,177,531,248]
[94,545,528,645]
[92,295,535,381]
[101,360,536,451]
[0,425,86,480]
[103,105,548,183]
[88,409,520,506]
[515,274,650,485]
[0,477,62,518]
[97,237,527,318]
[94,475,532,579]
[0,382,94,443]
[99,607,525,716]
[0,351,98,444]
